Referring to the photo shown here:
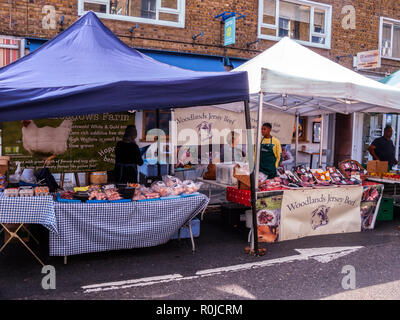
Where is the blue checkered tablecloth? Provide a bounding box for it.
[49,194,209,256]
[0,193,58,234]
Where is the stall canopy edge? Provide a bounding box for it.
[0,11,249,122]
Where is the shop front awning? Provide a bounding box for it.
[138,49,226,72]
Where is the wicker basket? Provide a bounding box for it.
[90,171,108,185]
[338,159,366,179]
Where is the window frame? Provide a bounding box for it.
[258,0,332,49]
[379,17,400,61]
[78,0,185,28]
[141,110,171,142]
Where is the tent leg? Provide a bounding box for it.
[319,114,324,168]
[156,108,161,177]
[244,100,259,256]
[295,113,299,166]
[254,92,263,186]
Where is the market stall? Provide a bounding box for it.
[0,12,251,263]
[209,37,400,253]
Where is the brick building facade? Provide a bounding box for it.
[1,0,400,167]
[1,0,400,74]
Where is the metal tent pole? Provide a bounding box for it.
[244,100,259,256]
[254,92,264,188]
[156,108,161,177]
[170,108,176,175]
[319,114,324,168]
[295,113,299,166]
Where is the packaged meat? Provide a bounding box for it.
[293,165,316,185]
[171,184,185,196]
[59,191,75,200]
[89,190,107,200]
[132,194,146,201]
[104,188,123,201]
[182,180,202,194]
[162,175,182,187]
[312,169,332,184]
[145,192,161,199]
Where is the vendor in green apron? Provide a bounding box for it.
[260,122,282,179]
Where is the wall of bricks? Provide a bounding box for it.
[1,0,400,74]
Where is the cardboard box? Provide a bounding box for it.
[367,160,388,174]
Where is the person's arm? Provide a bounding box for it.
[368,144,380,161]
[133,144,144,166]
[274,138,282,168]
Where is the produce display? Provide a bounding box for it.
[276,167,302,188]
[293,165,316,187]
[268,163,366,190]
[327,167,361,185]
[311,169,332,186]
[339,160,367,179]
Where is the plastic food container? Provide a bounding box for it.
[4,188,19,197]
[19,187,34,197]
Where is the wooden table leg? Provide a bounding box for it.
[0,223,45,267]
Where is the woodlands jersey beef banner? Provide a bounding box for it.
[174,106,295,145]
[256,184,382,243]
[1,112,134,173]
[279,187,363,241]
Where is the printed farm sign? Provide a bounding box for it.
[279,187,363,241]
[1,112,134,173]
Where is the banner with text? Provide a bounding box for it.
[174,107,295,145]
[1,112,134,173]
[279,186,363,241]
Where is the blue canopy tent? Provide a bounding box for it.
[0,12,264,255]
[380,69,400,86]
[0,11,249,121]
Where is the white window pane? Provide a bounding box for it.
[393,26,400,58]
[382,23,392,57]
[111,0,156,19]
[261,27,277,36]
[312,36,325,44]
[314,9,325,34]
[279,1,310,41]
[159,12,179,22]
[263,0,276,25]
[84,1,107,13]
[161,0,177,9]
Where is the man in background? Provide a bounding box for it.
[368,125,398,169]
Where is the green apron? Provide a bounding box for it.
[260,137,277,179]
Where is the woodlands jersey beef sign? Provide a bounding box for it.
[279,187,363,241]
[1,112,134,173]
[174,106,295,145]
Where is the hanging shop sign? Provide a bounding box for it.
[356,50,381,70]
[1,112,134,173]
[224,16,236,46]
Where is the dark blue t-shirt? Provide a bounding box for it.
[371,136,395,167]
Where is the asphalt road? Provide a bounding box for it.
[1,208,400,301]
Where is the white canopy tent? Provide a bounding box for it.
[215,37,400,253]
[217,37,400,177]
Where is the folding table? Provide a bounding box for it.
[0,193,57,266]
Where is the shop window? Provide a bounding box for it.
[79,0,185,28]
[380,17,400,60]
[258,0,331,49]
[142,110,171,142]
